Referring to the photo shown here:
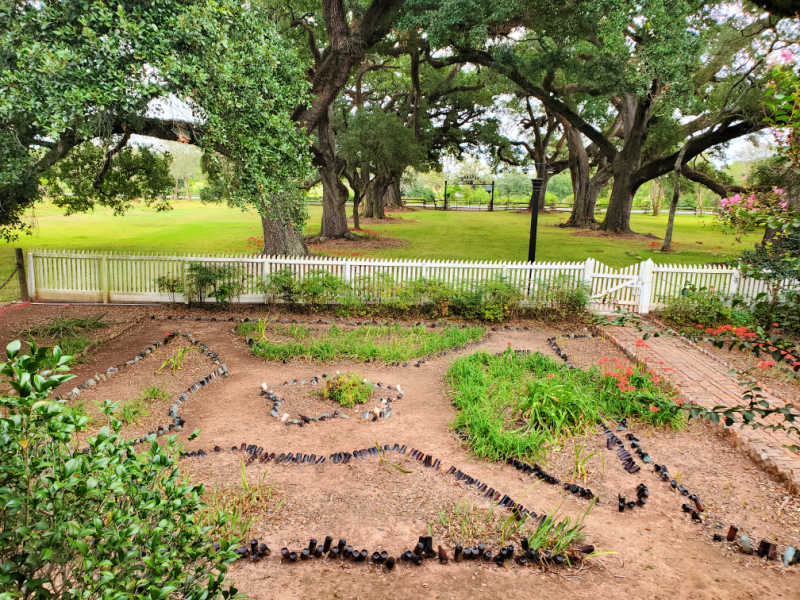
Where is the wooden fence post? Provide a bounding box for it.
[582,258,595,293]
[728,268,741,298]
[638,259,654,314]
[15,249,29,302]
[25,251,35,300]
[99,255,109,303]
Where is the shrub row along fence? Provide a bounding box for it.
[21,249,797,314]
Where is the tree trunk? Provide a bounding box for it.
[261,215,308,256]
[563,124,592,226]
[562,124,610,227]
[317,108,349,238]
[536,165,551,212]
[603,173,637,233]
[601,95,650,234]
[383,176,402,210]
[352,195,361,230]
[365,179,386,219]
[320,164,349,237]
[650,180,662,216]
[661,146,689,252]
[695,185,703,215]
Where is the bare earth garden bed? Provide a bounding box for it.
[2,303,798,599]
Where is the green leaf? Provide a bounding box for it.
[6,340,21,359]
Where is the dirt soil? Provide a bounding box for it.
[307,235,410,254]
[570,229,661,241]
[2,304,799,600]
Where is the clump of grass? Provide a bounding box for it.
[525,507,590,558]
[23,315,111,365]
[141,386,169,401]
[199,462,285,540]
[22,314,111,338]
[319,373,373,407]
[119,399,149,426]
[432,500,588,558]
[56,335,92,364]
[447,350,683,461]
[157,346,195,374]
[117,387,169,426]
[237,322,486,363]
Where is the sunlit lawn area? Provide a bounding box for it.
[0,200,760,301]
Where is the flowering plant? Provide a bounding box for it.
[696,322,800,372]
[718,51,800,236]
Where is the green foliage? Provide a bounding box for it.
[186,263,246,306]
[530,279,589,321]
[239,322,486,363]
[0,341,238,598]
[22,314,110,366]
[295,270,351,306]
[733,290,800,337]
[156,275,185,303]
[737,231,800,291]
[259,269,522,321]
[260,268,298,302]
[319,373,374,408]
[21,314,111,339]
[447,350,681,461]
[661,283,740,328]
[157,346,195,375]
[451,278,523,322]
[1,0,311,240]
[433,500,588,557]
[55,336,92,363]
[201,471,284,541]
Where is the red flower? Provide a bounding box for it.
[772,322,780,327]
[757,360,775,370]
[649,405,660,412]
[695,324,704,329]
[547,373,555,379]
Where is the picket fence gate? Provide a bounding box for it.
[22,249,796,314]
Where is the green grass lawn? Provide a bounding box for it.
[0,200,760,301]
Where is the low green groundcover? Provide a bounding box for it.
[446,350,682,461]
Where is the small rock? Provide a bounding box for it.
[738,536,754,555]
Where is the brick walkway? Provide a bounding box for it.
[599,320,800,493]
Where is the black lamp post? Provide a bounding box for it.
[528,172,545,262]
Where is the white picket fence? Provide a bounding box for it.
[22,249,795,314]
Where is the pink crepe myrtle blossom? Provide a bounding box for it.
[780,48,793,63]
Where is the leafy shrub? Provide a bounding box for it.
[0,341,238,599]
[319,372,373,407]
[156,275,184,302]
[548,279,590,320]
[661,283,735,328]
[402,278,455,316]
[732,289,800,336]
[186,262,245,306]
[295,270,349,306]
[259,267,298,302]
[452,278,523,322]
